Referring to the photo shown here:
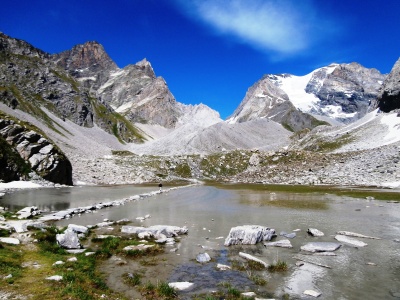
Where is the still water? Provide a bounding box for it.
[2,184,400,299]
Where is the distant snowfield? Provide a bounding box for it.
[276,64,358,121]
[278,72,320,112]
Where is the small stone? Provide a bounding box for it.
[67,257,78,262]
[307,228,324,237]
[241,292,257,298]
[196,252,211,263]
[46,275,63,281]
[303,290,321,297]
[168,282,194,291]
[52,261,64,266]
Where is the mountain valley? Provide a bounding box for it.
[1,32,400,188]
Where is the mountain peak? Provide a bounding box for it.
[52,41,118,73]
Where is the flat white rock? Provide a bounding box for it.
[336,231,380,240]
[46,275,63,281]
[168,282,194,290]
[239,252,268,268]
[303,290,322,297]
[0,237,20,245]
[334,235,368,247]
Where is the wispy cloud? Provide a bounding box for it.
[175,0,337,57]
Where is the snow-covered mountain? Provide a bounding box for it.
[229,63,386,127]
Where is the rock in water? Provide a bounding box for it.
[307,228,324,237]
[303,290,322,297]
[336,231,380,240]
[301,242,341,253]
[238,252,268,268]
[224,225,276,246]
[196,252,211,263]
[334,235,368,247]
[264,239,293,248]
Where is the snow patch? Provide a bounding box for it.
[381,113,400,144]
[0,181,42,190]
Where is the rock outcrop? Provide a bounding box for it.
[0,117,72,185]
[375,57,400,112]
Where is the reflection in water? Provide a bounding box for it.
[239,190,329,210]
[2,184,400,298]
[0,185,158,212]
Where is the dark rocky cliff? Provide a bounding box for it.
[376,58,400,112]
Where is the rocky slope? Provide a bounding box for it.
[0,32,143,143]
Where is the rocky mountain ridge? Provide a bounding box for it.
[231,63,386,126]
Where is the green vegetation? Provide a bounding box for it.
[88,95,146,144]
[282,122,295,132]
[200,150,249,177]
[174,162,192,177]
[123,272,142,287]
[0,244,23,284]
[302,134,355,152]
[268,260,288,272]
[5,85,69,137]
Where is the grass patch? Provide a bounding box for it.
[123,272,142,286]
[0,244,23,283]
[268,260,288,272]
[111,150,135,156]
[139,281,178,299]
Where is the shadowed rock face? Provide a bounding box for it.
[0,118,72,185]
[376,58,400,112]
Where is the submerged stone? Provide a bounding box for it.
[334,235,368,247]
[196,252,211,263]
[301,242,341,253]
[239,252,268,268]
[264,239,293,248]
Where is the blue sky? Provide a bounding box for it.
[1,0,399,119]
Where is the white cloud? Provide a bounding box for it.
[175,0,333,56]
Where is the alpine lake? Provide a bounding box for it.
[1,183,400,299]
